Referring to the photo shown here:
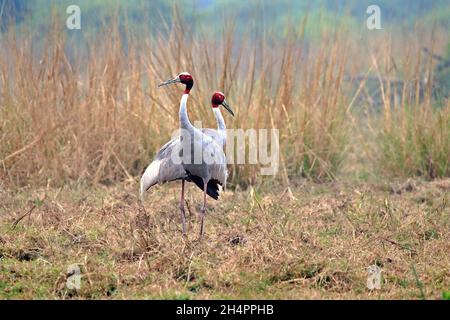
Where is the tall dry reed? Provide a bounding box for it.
[7,10,447,189]
[363,35,450,179]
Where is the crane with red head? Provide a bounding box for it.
[140,72,234,237]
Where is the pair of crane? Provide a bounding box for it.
[140,72,234,238]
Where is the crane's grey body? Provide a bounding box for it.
[140,129,226,199]
[140,137,186,194]
[140,95,227,199]
[181,127,227,190]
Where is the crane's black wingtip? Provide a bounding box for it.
[185,171,221,200]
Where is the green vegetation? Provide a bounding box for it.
[2,0,449,38]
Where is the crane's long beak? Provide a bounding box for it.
[222,100,234,117]
[158,77,180,87]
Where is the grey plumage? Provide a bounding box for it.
[182,128,227,189]
[140,128,226,199]
[140,138,185,195]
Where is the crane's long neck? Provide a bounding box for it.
[213,107,226,132]
[179,93,195,133]
[212,107,227,145]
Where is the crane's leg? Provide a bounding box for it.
[179,179,187,236]
[199,182,208,238]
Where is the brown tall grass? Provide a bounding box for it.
[363,34,450,179]
[0,11,448,189]
[0,12,354,189]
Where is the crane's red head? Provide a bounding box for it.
[211,91,225,107]
[178,72,194,93]
[158,72,194,94]
[211,91,234,116]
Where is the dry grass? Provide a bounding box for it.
[0,13,354,188]
[0,10,449,300]
[376,101,450,178]
[0,179,449,299]
[1,12,448,188]
[361,33,450,179]
[1,16,447,188]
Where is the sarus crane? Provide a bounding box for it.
[140,72,234,237]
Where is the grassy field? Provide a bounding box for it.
[1,178,449,299]
[1,7,450,300]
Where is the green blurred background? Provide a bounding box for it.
[1,0,449,35]
[1,0,449,94]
